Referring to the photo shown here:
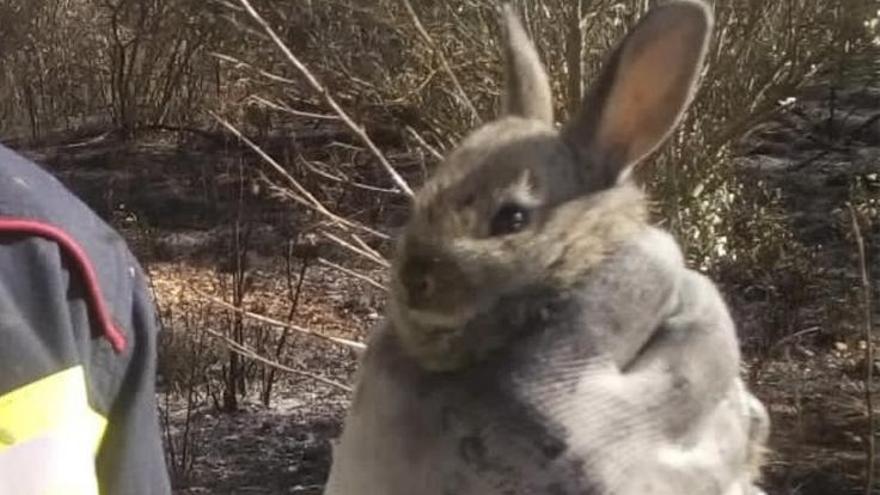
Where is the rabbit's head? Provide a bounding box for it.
[390,1,713,371]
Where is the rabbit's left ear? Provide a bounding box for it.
[500,4,554,124]
[563,0,713,187]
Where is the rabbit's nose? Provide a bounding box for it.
[400,255,440,306]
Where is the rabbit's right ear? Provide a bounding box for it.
[500,4,554,124]
[562,0,713,189]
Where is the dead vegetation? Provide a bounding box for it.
[1,0,879,493]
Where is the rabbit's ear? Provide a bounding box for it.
[500,4,554,124]
[562,0,712,187]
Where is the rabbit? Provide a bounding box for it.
[324,1,770,494]
[389,0,714,372]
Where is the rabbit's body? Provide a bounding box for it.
[326,229,763,495]
[325,1,770,493]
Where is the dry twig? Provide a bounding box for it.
[406,125,445,162]
[322,231,390,268]
[848,204,876,495]
[401,0,482,125]
[298,155,401,194]
[233,0,414,196]
[250,95,340,121]
[193,288,366,352]
[210,52,297,85]
[203,327,353,392]
[211,112,389,242]
[318,257,387,292]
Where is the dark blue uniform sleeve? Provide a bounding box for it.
[0,144,171,494]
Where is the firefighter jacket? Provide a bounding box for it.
[0,144,172,494]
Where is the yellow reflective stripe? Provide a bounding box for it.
[0,366,108,494]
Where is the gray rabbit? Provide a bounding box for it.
[324,1,770,494]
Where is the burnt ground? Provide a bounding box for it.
[147,261,369,494]
[3,79,879,494]
[731,82,880,494]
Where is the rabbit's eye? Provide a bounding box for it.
[489,204,530,237]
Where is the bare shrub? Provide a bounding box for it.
[219,0,876,351]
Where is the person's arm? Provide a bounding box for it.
[0,145,171,494]
[95,261,171,494]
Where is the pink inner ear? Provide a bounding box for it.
[595,23,703,165]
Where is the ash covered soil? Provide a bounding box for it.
[148,261,369,494]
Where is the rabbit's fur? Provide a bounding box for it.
[327,231,768,494]
[325,1,770,494]
[391,1,712,371]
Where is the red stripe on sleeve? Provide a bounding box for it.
[0,218,128,353]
